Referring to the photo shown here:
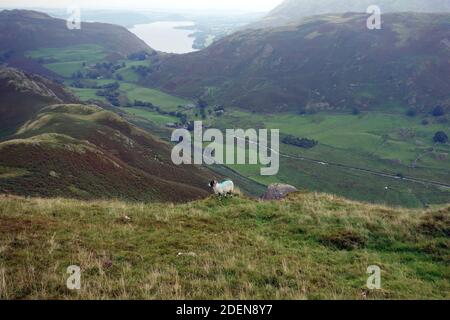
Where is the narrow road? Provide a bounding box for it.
[236,137,450,190]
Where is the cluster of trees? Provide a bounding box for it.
[96,82,121,106]
[128,51,151,61]
[282,135,318,149]
[432,106,446,117]
[406,108,417,117]
[71,62,125,80]
[133,100,154,108]
[131,65,152,77]
[406,106,447,118]
[87,62,125,79]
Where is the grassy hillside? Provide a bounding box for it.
[147,13,450,113]
[0,104,214,202]
[0,193,448,299]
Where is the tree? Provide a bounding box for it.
[406,108,417,117]
[432,106,445,117]
[352,108,361,115]
[433,131,448,144]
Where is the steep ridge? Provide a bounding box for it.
[0,67,78,135]
[0,68,213,202]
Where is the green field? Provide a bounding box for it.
[115,60,150,82]
[69,88,107,103]
[26,44,106,78]
[213,110,449,174]
[208,109,450,207]
[119,83,190,110]
[27,45,191,111]
[119,107,178,126]
[26,44,106,62]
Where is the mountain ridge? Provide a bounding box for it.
[0,9,155,77]
[250,0,450,29]
[0,67,215,202]
[145,12,450,113]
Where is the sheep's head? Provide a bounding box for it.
[209,180,218,188]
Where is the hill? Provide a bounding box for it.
[0,67,78,136]
[250,0,450,29]
[0,193,448,299]
[146,12,450,113]
[0,67,214,202]
[0,10,154,77]
[0,104,213,202]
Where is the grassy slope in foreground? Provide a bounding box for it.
[0,193,448,299]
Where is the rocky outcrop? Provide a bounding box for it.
[262,183,298,200]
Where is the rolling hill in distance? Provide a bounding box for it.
[147,12,450,113]
[250,0,450,29]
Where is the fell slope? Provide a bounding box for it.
[0,10,154,77]
[0,67,78,135]
[0,104,212,202]
[147,13,450,113]
[0,68,214,202]
[0,193,448,299]
[250,0,450,29]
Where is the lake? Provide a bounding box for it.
[128,21,198,54]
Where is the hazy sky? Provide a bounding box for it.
[0,0,284,12]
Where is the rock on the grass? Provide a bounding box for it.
[262,183,298,200]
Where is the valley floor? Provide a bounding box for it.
[0,193,448,300]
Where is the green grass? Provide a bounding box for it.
[26,44,106,63]
[68,88,107,103]
[213,110,449,173]
[0,194,448,299]
[69,81,191,112]
[210,109,450,207]
[120,83,190,111]
[26,44,107,78]
[119,107,178,126]
[44,61,85,78]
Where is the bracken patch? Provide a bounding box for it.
[319,230,368,250]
